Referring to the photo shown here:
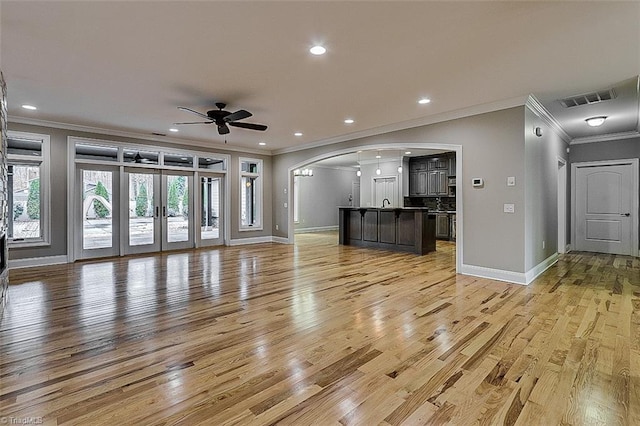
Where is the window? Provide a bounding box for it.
[7,132,51,246]
[239,158,262,230]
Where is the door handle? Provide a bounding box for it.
[163,206,167,217]
[155,206,159,218]
[621,213,631,217]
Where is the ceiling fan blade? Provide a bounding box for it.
[218,124,230,135]
[224,109,252,122]
[229,122,268,131]
[173,121,214,125]
[178,106,212,120]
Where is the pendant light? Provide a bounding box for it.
[397,150,403,173]
[376,151,381,175]
[356,151,361,177]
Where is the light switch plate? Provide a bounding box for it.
[507,176,516,186]
[504,203,515,213]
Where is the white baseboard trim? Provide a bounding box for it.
[459,263,527,285]
[9,255,69,270]
[229,236,290,246]
[525,253,559,284]
[294,226,339,234]
[272,236,290,244]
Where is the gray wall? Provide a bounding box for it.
[294,166,354,231]
[569,136,640,163]
[272,107,527,273]
[7,122,273,261]
[524,105,569,271]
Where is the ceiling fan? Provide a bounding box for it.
[175,103,267,135]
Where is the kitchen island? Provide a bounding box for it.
[338,207,436,255]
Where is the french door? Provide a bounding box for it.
[76,165,120,259]
[124,169,194,254]
[199,173,224,247]
[162,171,194,251]
[124,168,160,254]
[77,166,195,259]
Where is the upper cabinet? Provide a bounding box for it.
[409,152,456,197]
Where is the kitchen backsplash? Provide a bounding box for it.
[404,196,456,211]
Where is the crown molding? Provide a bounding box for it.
[272,95,529,155]
[525,95,571,144]
[7,115,271,156]
[570,130,640,145]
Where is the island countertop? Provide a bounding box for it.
[338,207,436,255]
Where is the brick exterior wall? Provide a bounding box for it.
[0,70,8,320]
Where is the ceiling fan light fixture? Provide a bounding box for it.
[586,116,607,127]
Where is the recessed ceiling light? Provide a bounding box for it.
[375,155,381,159]
[344,118,354,124]
[22,104,37,110]
[169,128,179,132]
[310,45,326,55]
[586,116,607,127]
[259,142,266,146]
[294,132,303,137]
[405,151,412,155]
[418,98,431,105]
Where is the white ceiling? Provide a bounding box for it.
[2,1,639,153]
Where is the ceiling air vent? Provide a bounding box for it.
[560,89,616,108]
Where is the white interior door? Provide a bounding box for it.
[374,177,396,207]
[574,162,636,255]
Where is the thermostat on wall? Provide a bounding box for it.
[472,178,484,188]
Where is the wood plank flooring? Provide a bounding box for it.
[1,232,639,425]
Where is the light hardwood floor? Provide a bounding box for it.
[1,232,639,425]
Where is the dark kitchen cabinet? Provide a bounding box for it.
[409,152,456,197]
[435,213,450,239]
[410,171,428,196]
[427,170,448,196]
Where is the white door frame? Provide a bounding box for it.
[571,158,639,257]
[557,157,567,254]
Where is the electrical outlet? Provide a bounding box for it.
[503,203,515,213]
[507,176,516,186]
[284,202,287,208]
[275,224,279,231]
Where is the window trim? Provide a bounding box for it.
[7,131,51,248]
[239,157,263,231]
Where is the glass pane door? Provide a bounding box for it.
[77,166,119,259]
[125,169,160,254]
[200,174,224,246]
[162,172,193,250]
